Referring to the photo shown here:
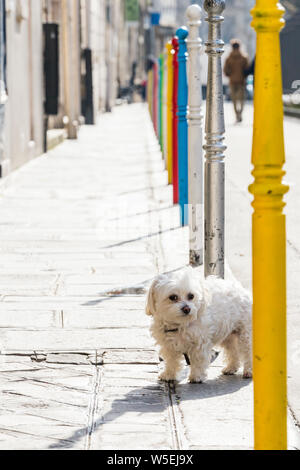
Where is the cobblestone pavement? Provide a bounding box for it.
[0,103,298,450]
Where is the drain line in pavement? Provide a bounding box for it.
[86,365,102,449]
[166,383,186,450]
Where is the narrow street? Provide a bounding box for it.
[0,103,299,450]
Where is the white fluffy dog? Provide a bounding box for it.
[146,267,252,383]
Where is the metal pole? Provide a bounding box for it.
[177,27,189,226]
[187,4,204,266]
[250,0,288,450]
[203,0,226,279]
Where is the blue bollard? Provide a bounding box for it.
[176,27,189,226]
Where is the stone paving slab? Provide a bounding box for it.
[0,357,94,449]
[0,310,59,329]
[88,363,174,450]
[1,295,146,308]
[176,359,254,450]
[0,328,152,351]
[61,309,149,329]
[0,309,149,329]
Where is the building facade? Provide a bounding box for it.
[1,0,44,175]
[0,0,7,175]
[0,0,135,178]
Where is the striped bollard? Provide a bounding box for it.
[187,4,204,266]
[203,0,226,279]
[153,60,159,137]
[250,0,288,450]
[177,27,189,226]
[172,37,179,205]
[166,41,174,184]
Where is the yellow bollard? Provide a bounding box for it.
[249,0,289,450]
[148,68,153,120]
[166,41,174,185]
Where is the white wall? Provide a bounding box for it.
[5,0,44,172]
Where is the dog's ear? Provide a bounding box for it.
[145,277,160,316]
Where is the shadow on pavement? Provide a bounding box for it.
[48,373,251,449]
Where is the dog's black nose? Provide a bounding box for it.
[182,305,191,315]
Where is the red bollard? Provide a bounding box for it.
[153,60,159,137]
[172,37,179,204]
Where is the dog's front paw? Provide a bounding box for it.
[158,371,177,382]
[222,366,239,376]
[188,373,206,384]
[242,369,252,379]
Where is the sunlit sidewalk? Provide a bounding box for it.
[0,103,298,449]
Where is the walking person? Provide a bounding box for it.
[224,39,249,122]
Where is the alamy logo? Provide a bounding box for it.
[287,80,300,107]
[291,80,300,94]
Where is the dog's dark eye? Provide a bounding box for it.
[169,294,178,302]
[187,293,194,300]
